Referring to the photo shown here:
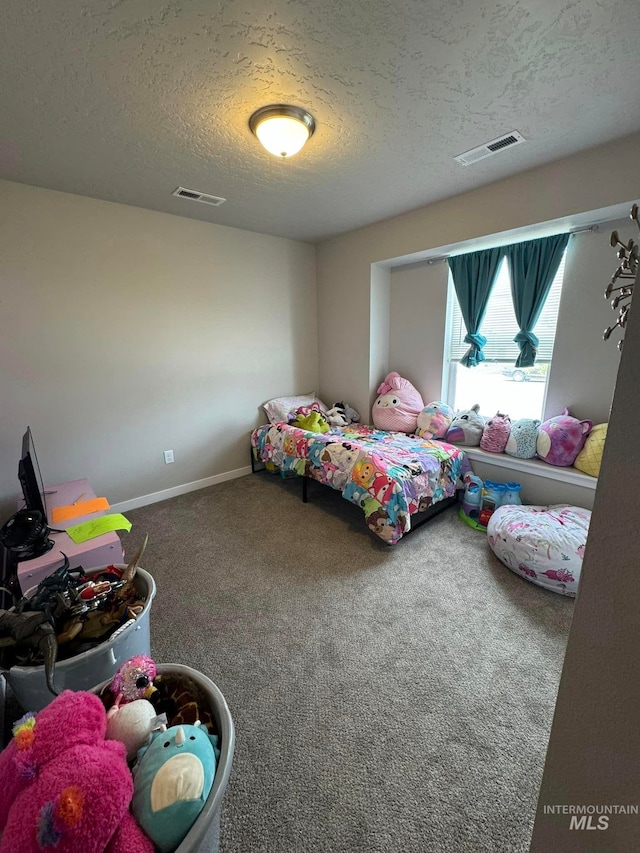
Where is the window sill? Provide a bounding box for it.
[463,447,597,490]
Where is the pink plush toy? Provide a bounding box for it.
[480,412,511,453]
[536,408,593,467]
[0,691,153,853]
[109,654,157,709]
[372,372,425,433]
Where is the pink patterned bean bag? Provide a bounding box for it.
[487,504,590,597]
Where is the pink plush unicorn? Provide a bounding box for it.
[372,372,424,433]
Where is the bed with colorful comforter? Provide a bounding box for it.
[251,422,470,544]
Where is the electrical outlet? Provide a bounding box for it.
[164,449,174,464]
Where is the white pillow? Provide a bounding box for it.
[263,392,328,424]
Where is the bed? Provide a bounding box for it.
[250,422,470,544]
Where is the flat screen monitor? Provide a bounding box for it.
[18,427,47,520]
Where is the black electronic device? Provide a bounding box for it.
[0,509,55,561]
[18,426,47,520]
[0,542,19,608]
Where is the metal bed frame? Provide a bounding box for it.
[250,445,457,537]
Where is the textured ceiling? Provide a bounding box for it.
[2,0,640,242]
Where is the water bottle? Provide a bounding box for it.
[502,482,522,505]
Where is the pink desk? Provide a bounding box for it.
[17,478,124,593]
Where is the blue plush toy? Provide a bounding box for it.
[505,418,541,459]
[132,722,220,853]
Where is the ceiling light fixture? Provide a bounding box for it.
[249,104,316,158]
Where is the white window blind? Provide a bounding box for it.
[448,253,566,363]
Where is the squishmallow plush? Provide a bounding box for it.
[445,404,485,446]
[133,722,219,853]
[480,412,511,453]
[416,401,454,439]
[574,423,607,477]
[505,418,540,459]
[372,372,424,433]
[537,409,592,467]
[292,411,330,433]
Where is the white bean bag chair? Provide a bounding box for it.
[487,504,590,597]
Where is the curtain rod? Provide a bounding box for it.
[425,225,599,265]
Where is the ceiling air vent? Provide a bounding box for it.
[455,131,526,166]
[172,187,226,206]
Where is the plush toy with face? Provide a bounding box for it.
[416,401,454,440]
[505,418,541,459]
[480,412,511,453]
[445,404,485,446]
[372,372,424,433]
[324,406,349,427]
[537,408,592,467]
[132,722,219,853]
[334,402,360,424]
[109,654,157,708]
[291,411,330,433]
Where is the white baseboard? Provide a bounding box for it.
[110,465,252,513]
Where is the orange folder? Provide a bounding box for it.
[51,497,110,523]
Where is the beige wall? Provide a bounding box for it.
[369,264,391,400]
[0,181,317,517]
[544,227,626,425]
[389,261,449,403]
[317,132,640,422]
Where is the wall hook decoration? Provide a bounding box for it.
[602,204,640,351]
[604,203,639,351]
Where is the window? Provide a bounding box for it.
[443,252,566,421]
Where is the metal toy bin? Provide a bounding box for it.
[4,565,156,712]
[94,663,235,853]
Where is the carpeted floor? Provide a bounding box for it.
[119,472,573,853]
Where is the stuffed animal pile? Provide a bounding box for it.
[0,656,223,853]
[325,401,361,428]
[442,404,602,474]
[288,403,330,433]
[0,691,154,853]
[288,401,360,431]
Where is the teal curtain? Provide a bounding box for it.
[505,234,569,367]
[448,247,504,367]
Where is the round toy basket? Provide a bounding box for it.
[93,663,235,853]
[3,565,156,712]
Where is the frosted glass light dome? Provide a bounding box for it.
[249,105,316,158]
